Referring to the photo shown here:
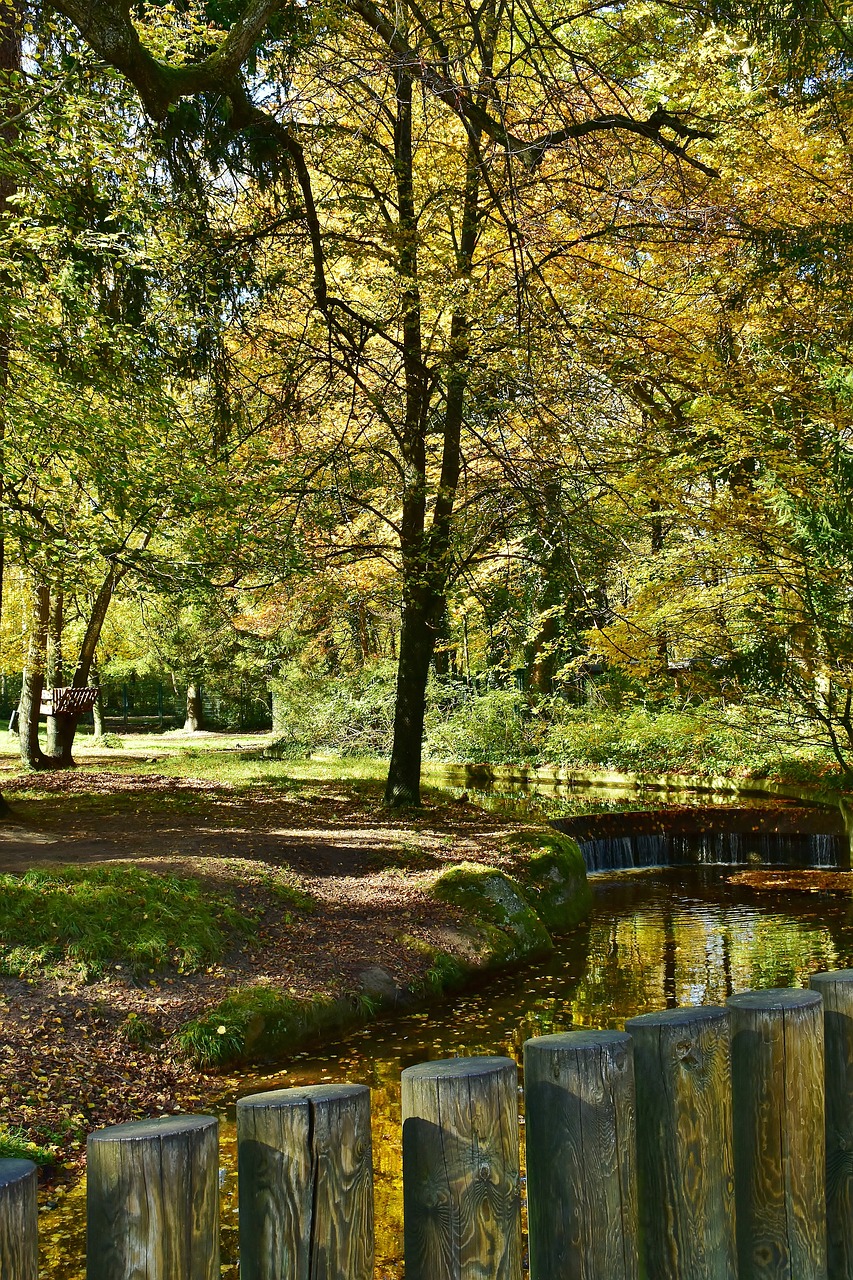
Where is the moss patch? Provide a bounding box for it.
[430,862,553,968]
[509,829,592,931]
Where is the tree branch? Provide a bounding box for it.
[55,0,718,178]
[53,0,284,118]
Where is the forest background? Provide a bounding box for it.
[2,0,853,801]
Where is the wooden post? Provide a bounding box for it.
[810,969,853,1279]
[0,1160,37,1280]
[401,1056,522,1280]
[236,1083,374,1280]
[728,988,827,1280]
[86,1115,219,1280]
[524,1030,638,1280]
[625,1005,737,1280]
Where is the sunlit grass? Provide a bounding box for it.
[0,865,253,981]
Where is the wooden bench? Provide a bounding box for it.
[38,686,99,718]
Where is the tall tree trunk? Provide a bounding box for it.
[19,580,50,769]
[185,680,203,732]
[384,67,429,806]
[0,1,20,807]
[90,664,104,739]
[385,593,437,804]
[649,497,669,673]
[384,54,486,805]
[45,590,64,757]
[22,566,122,768]
[52,566,122,763]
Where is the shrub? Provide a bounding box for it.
[175,987,355,1067]
[270,663,397,756]
[424,686,537,763]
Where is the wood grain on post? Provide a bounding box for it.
[728,988,827,1280]
[236,1083,374,1280]
[402,1056,522,1280]
[810,969,853,1279]
[0,1160,37,1280]
[625,1006,737,1280]
[524,1030,638,1280]
[86,1114,219,1280]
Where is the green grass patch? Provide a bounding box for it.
[400,934,469,995]
[174,986,360,1067]
[0,865,251,981]
[0,1125,55,1165]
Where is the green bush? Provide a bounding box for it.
[270,663,397,756]
[0,865,250,981]
[424,687,537,763]
[541,704,830,778]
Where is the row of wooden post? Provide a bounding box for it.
[3,972,853,1279]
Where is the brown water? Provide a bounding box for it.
[40,865,853,1276]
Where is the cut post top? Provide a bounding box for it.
[0,1158,36,1189]
[524,1029,631,1053]
[727,987,821,1012]
[87,1114,217,1144]
[237,1083,369,1111]
[810,969,853,987]
[626,1005,729,1030]
[402,1055,516,1083]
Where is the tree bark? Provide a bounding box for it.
[0,1,20,808]
[21,566,122,768]
[384,67,429,806]
[185,680,203,732]
[18,580,50,769]
[90,665,104,739]
[384,53,486,805]
[52,567,122,763]
[45,590,64,758]
[385,593,437,804]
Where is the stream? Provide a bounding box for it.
[40,853,853,1276]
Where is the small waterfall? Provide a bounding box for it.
[578,829,844,874]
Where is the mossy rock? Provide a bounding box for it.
[509,829,592,932]
[430,862,553,968]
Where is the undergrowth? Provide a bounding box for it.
[174,986,359,1067]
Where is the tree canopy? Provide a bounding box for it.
[0,0,852,791]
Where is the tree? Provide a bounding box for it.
[2,26,251,765]
[48,0,720,802]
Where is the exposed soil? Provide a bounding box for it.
[0,764,525,1171]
